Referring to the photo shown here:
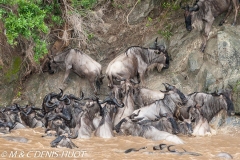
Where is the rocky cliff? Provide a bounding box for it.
[0,0,239,113]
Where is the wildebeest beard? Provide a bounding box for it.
[225,96,234,116]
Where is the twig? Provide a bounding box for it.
[126,0,139,25]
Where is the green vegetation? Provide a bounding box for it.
[0,0,98,63]
[162,1,180,11]
[5,56,21,82]
[158,24,172,40]
[72,0,97,9]
[0,0,64,62]
[146,17,152,27]
[87,33,94,40]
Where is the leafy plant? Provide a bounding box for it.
[87,33,94,40]
[158,24,173,40]
[72,0,97,9]
[162,2,171,8]
[17,91,21,97]
[0,0,64,62]
[146,17,153,27]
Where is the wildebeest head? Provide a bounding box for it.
[162,83,188,105]
[216,86,235,116]
[48,49,69,74]
[180,1,199,31]
[152,37,169,69]
[111,84,124,105]
[47,56,59,74]
[114,111,143,133]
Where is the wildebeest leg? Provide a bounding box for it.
[63,65,72,84]
[232,0,239,26]
[219,5,233,26]
[107,75,113,88]
[139,72,146,87]
[168,117,179,134]
[89,77,98,95]
[200,19,214,52]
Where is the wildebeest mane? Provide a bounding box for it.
[187,92,199,96]
[195,93,229,122]
[176,89,188,104]
[125,46,147,52]
[159,94,180,114]
[223,95,234,114]
[73,48,84,54]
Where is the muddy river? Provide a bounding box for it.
[0,117,239,160]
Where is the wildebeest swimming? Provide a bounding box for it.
[106,40,169,88]
[0,83,236,149]
[114,115,184,144]
[130,83,188,134]
[181,0,239,52]
[48,48,105,94]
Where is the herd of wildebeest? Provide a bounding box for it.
[0,0,239,154]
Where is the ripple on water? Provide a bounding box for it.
[0,126,239,160]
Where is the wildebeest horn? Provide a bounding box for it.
[45,101,59,108]
[153,144,167,150]
[58,95,71,105]
[165,83,175,90]
[162,83,169,90]
[155,37,158,48]
[189,4,199,12]
[180,2,189,10]
[100,96,124,108]
[57,88,63,98]
[129,110,140,119]
[114,118,127,133]
[167,145,176,152]
[68,92,84,101]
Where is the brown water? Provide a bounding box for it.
[0,125,239,160]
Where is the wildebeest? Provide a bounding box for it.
[48,48,104,94]
[0,104,26,132]
[181,0,239,52]
[184,88,234,122]
[51,135,78,149]
[132,86,165,108]
[191,106,213,136]
[114,115,184,144]
[93,95,124,138]
[130,83,188,134]
[182,87,234,136]
[20,105,44,128]
[113,79,138,126]
[106,41,169,88]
